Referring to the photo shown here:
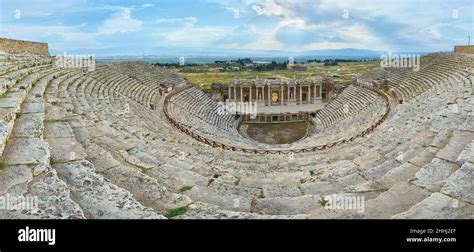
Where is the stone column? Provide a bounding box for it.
[287,85,290,104]
[314,84,317,99]
[268,85,271,106]
[256,86,259,101]
[299,84,302,104]
[280,85,283,105]
[249,86,252,102]
[228,85,231,101]
[240,85,243,102]
[320,84,322,98]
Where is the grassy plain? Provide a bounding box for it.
[167,61,380,89]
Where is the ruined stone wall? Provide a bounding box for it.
[0,38,49,55]
[454,45,474,54]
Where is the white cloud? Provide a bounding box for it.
[141,3,154,8]
[154,26,229,47]
[338,23,377,42]
[98,10,143,35]
[251,0,287,17]
[252,5,264,15]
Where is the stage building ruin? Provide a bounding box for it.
[209,78,335,123]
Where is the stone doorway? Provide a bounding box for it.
[302,90,308,102]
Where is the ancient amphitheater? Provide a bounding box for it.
[0,39,473,219]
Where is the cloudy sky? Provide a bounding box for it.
[0,0,472,54]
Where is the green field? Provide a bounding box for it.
[168,61,380,89]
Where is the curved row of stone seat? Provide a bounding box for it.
[54,61,286,216]
[169,86,236,129]
[0,64,64,155]
[0,62,55,97]
[355,53,452,85]
[42,70,171,218]
[58,65,309,218]
[38,65,311,217]
[308,71,474,218]
[314,85,385,128]
[386,54,473,102]
[164,84,390,153]
[87,63,161,109]
[0,64,90,219]
[299,97,386,146]
[0,52,53,76]
[107,61,187,90]
[165,86,265,148]
[1,54,176,218]
[48,69,185,217]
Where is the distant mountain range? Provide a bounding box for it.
[50,47,433,63]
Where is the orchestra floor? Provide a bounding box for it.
[244,121,311,144]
